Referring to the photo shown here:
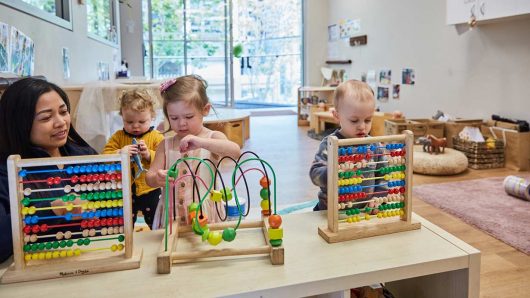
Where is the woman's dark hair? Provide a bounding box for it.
[0,78,90,159]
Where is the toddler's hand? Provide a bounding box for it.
[121,144,139,156]
[179,135,202,153]
[137,140,150,160]
[156,169,174,186]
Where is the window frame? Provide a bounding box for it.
[86,0,120,48]
[0,0,73,30]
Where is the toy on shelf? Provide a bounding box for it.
[318,131,421,243]
[157,151,283,274]
[1,152,142,284]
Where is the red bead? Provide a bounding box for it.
[53,177,61,184]
[94,219,101,227]
[118,218,124,225]
[100,219,107,226]
[104,174,111,181]
[399,187,406,193]
[80,175,87,183]
[113,218,119,226]
[40,224,48,232]
[23,226,31,234]
[81,220,88,228]
[32,225,40,233]
[71,175,79,183]
[365,153,371,160]
[401,149,406,156]
[87,220,94,228]
[116,174,122,181]
[99,174,106,181]
[47,177,54,185]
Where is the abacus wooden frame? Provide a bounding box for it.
[1,152,142,284]
[318,130,421,243]
[157,216,284,274]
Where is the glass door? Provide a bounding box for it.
[233,0,302,107]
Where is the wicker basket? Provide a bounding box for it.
[452,137,504,169]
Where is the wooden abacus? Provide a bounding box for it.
[318,130,421,243]
[1,152,142,284]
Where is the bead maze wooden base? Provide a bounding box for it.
[157,217,284,274]
[318,131,421,244]
[1,153,142,284]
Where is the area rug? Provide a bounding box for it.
[413,176,530,254]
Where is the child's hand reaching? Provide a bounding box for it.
[137,140,151,161]
[179,135,203,153]
[154,169,174,186]
[121,144,139,156]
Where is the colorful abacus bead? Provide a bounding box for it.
[268,227,283,247]
[210,189,223,202]
[259,176,271,188]
[207,231,223,246]
[222,228,236,242]
[221,187,233,201]
[268,214,282,229]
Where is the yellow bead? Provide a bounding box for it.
[355,215,361,222]
[384,174,390,180]
[207,231,223,246]
[111,244,118,252]
[31,253,38,260]
[94,201,101,208]
[118,244,124,251]
[24,254,31,261]
[52,251,59,259]
[28,206,36,215]
[81,203,88,210]
[268,227,283,240]
[45,251,52,259]
[38,252,45,260]
[66,250,74,257]
[65,204,73,212]
[377,212,383,218]
[74,249,81,256]
[260,199,270,210]
[21,207,28,215]
[112,200,118,207]
[60,250,67,258]
[106,200,113,208]
[210,190,223,202]
[87,202,94,209]
[346,217,352,223]
[365,214,371,221]
[118,199,123,206]
[400,209,405,216]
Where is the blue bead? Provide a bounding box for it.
[88,211,94,218]
[98,164,105,172]
[101,210,107,217]
[116,164,122,171]
[112,209,118,217]
[104,164,110,171]
[110,164,116,172]
[118,209,123,216]
[81,212,87,219]
[80,165,86,173]
[347,147,353,155]
[18,170,27,178]
[73,166,80,174]
[370,145,376,152]
[95,210,101,218]
[31,216,38,224]
[66,166,74,174]
[65,213,72,221]
[24,217,32,224]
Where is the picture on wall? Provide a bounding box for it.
[361,72,367,82]
[0,22,8,72]
[393,84,400,100]
[402,68,415,85]
[377,86,389,102]
[339,19,361,39]
[379,69,391,85]
[328,24,339,42]
[9,27,34,76]
[62,47,70,80]
[367,70,376,87]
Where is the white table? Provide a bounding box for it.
[0,212,479,298]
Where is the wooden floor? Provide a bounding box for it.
[242,114,529,298]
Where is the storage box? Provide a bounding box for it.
[444,119,484,148]
[409,118,445,138]
[384,119,428,140]
[371,112,400,136]
[452,135,504,170]
[486,122,530,171]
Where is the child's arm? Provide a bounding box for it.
[179,131,240,160]
[309,140,328,187]
[145,139,172,188]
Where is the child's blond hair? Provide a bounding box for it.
[119,89,157,118]
[160,75,209,119]
[333,80,375,110]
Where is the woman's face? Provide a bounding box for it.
[30,91,71,156]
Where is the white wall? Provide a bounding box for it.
[307,0,530,121]
[0,2,120,85]
[304,0,329,86]
[119,1,143,77]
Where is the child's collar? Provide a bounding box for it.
[123,126,154,138]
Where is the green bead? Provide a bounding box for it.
[356,170,362,176]
[201,228,210,242]
[21,197,31,206]
[38,243,45,250]
[167,169,178,178]
[31,244,38,251]
[118,190,123,198]
[105,191,112,199]
[62,195,69,202]
[222,228,237,242]
[84,238,91,245]
[378,205,384,210]
[354,208,360,214]
[59,240,66,248]
[111,191,117,199]
[270,239,282,247]
[364,207,371,213]
[338,172,343,179]
[80,193,87,200]
[259,188,269,200]
[77,239,84,246]
[87,193,94,200]
[66,240,74,247]
[23,244,30,252]
[118,235,125,242]
[188,202,199,213]
[52,241,59,249]
[191,219,203,235]
[44,242,52,250]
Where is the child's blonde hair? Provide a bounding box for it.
[160,75,209,119]
[119,89,157,118]
[333,80,375,110]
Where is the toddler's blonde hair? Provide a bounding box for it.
[119,89,157,118]
[333,80,375,110]
[160,75,209,119]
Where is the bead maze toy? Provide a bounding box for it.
[1,152,142,284]
[318,130,421,243]
[157,151,284,274]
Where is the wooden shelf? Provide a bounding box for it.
[325,60,352,65]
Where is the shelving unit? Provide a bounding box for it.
[297,86,336,127]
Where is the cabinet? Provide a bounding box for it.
[446,0,530,25]
[297,86,335,127]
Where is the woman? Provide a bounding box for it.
[0,78,97,262]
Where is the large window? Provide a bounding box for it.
[143,0,302,106]
[86,0,119,46]
[0,0,72,29]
